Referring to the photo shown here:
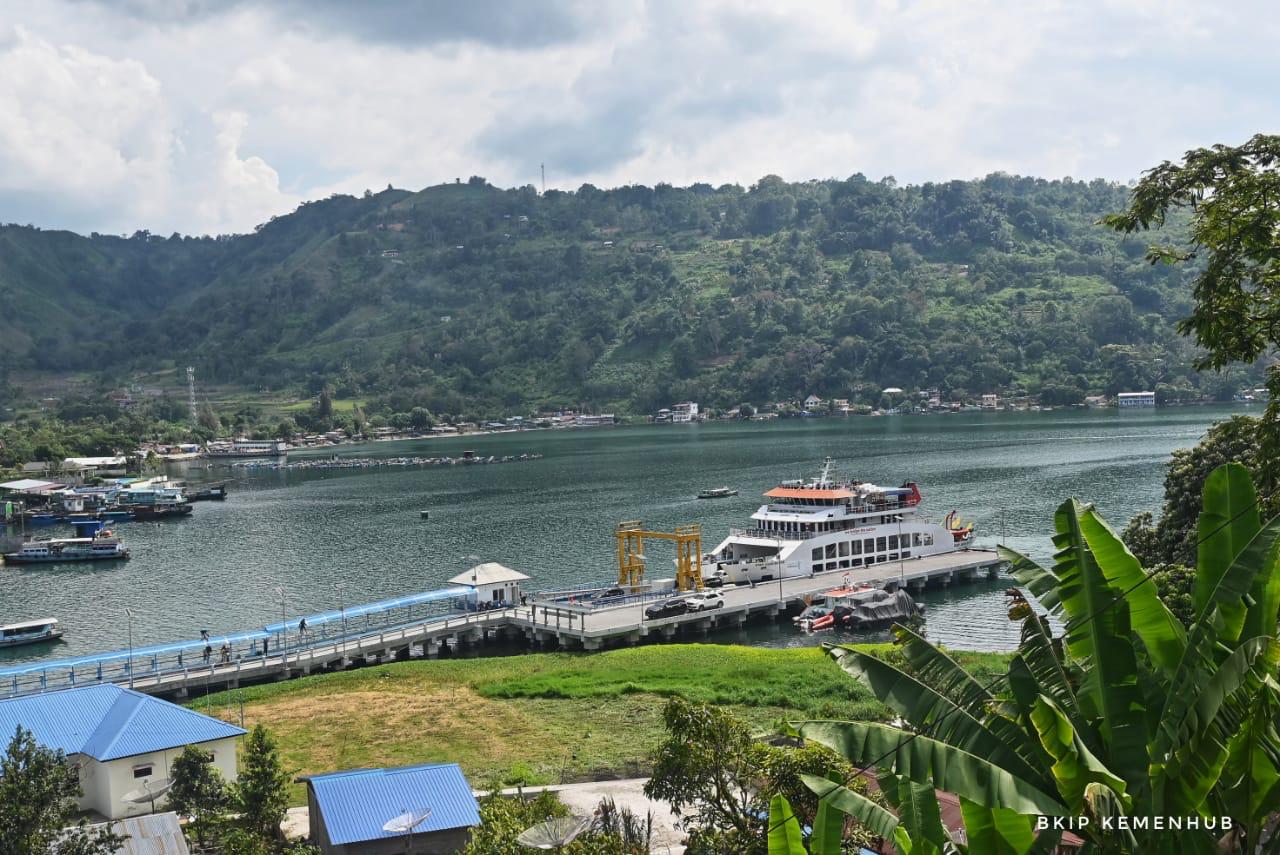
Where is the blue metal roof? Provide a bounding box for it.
[0,684,245,761]
[309,763,480,844]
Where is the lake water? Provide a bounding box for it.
[0,405,1249,664]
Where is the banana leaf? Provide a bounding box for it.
[828,646,1048,789]
[1002,545,1061,612]
[958,797,1039,855]
[767,794,807,855]
[1079,506,1186,671]
[796,720,1067,816]
[1195,462,1260,639]
[1029,695,1128,813]
[1217,677,1280,825]
[1049,498,1150,789]
[802,772,900,842]
[883,773,950,855]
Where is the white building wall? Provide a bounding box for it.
[79,736,240,820]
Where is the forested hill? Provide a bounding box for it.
[0,174,1253,417]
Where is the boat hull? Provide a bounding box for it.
[3,552,129,563]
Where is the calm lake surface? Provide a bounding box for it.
[0,405,1250,664]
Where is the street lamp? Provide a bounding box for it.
[274,586,287,665]
[125,608,134,688]
[335,582,347,640]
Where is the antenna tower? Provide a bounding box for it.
[187,366,198,423]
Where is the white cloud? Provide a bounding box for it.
[0,0,1277,234]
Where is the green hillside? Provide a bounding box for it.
[0,174,1258,419]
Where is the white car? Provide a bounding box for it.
[684,592,725,612]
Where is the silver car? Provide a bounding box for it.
[684,592,725,612]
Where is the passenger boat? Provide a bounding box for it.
[0,618,63,647]
[697,487,738,499]
[129,500,193,520]
[701,458,975,585]
[3,529,130,563]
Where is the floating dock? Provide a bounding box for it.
[0,549,1002,700]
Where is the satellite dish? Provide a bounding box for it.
[121,777,173,809]
[383,808,432,834]
[516,816,591,850]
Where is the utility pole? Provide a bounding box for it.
[541,163,545,195]
[186,366,198,424]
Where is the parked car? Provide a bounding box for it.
[684,592,725,612]
[644,598,689,620]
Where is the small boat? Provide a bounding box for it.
[3,527,130,563]
[0,618,63,648]
[697,487,738,499]
[129,500,194,520]
[184,483,228,502]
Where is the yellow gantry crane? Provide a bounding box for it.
[616,521,704,592]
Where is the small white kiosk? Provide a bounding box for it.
[448,562,530,607]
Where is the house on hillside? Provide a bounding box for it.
[304,763,480,855]
[1117,391,1156,408]
[0,684,244,820]
[803,395,824,412]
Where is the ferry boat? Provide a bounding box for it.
[205,439,289,459]
[2,529,130,563]
[701,458,974,585]
[0,618,63,647]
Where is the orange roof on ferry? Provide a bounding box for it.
[764,487,852,499]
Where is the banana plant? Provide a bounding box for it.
[788,463,1280,854]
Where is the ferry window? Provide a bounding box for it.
[864,538,874,554]
[876,537,887,552]
[851,558,863,567]
[811,548,822,561]
[913,533,922,547]
[889,552,899,561]
[851,540,861,555]
[812,563,823,573]
[825,544,837,560]
[888,534,898,549]
[902,550,911,558]
[132,764,153,779]
[923,534,934,546]
[826,562,838,571]
[839,559,850,568]
[838,541,849,557]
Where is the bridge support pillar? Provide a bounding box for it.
[582,637,602,651]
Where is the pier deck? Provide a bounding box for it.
[0,549,1002,700]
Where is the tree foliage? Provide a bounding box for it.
[0,727,124,855]
[234,726,292,845]
[169,744,231,847]
[2,172,1256,418]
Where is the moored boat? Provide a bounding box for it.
[3,528,130,563]
[0,618,63,647]
[697,487,738,499]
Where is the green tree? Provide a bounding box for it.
[1105,134,1280,491]
[1122,415,1271,567]
[0,727,124,855]
[169,744,230,847]
[791,462,1280,852]
[234,726,291,845]
[198,401,222,433]
[645,698,874,854]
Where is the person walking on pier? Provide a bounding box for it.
[202,644,212,663]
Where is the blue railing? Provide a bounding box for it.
[0,586,476,697]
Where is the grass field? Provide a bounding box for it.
[192,643,1008,802]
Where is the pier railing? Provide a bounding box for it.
[0,586,478,698]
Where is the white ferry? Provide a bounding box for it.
[205,439,289,459]
[3,530,130,563]
[702,459,974,585]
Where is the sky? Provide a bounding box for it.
[0,0,1275,236]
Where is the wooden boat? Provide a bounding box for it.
[697,487,738,499]
[0,618,63,648]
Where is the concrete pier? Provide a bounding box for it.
[1,549,1002,701]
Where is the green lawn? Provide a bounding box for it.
[193,643,1008,801]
